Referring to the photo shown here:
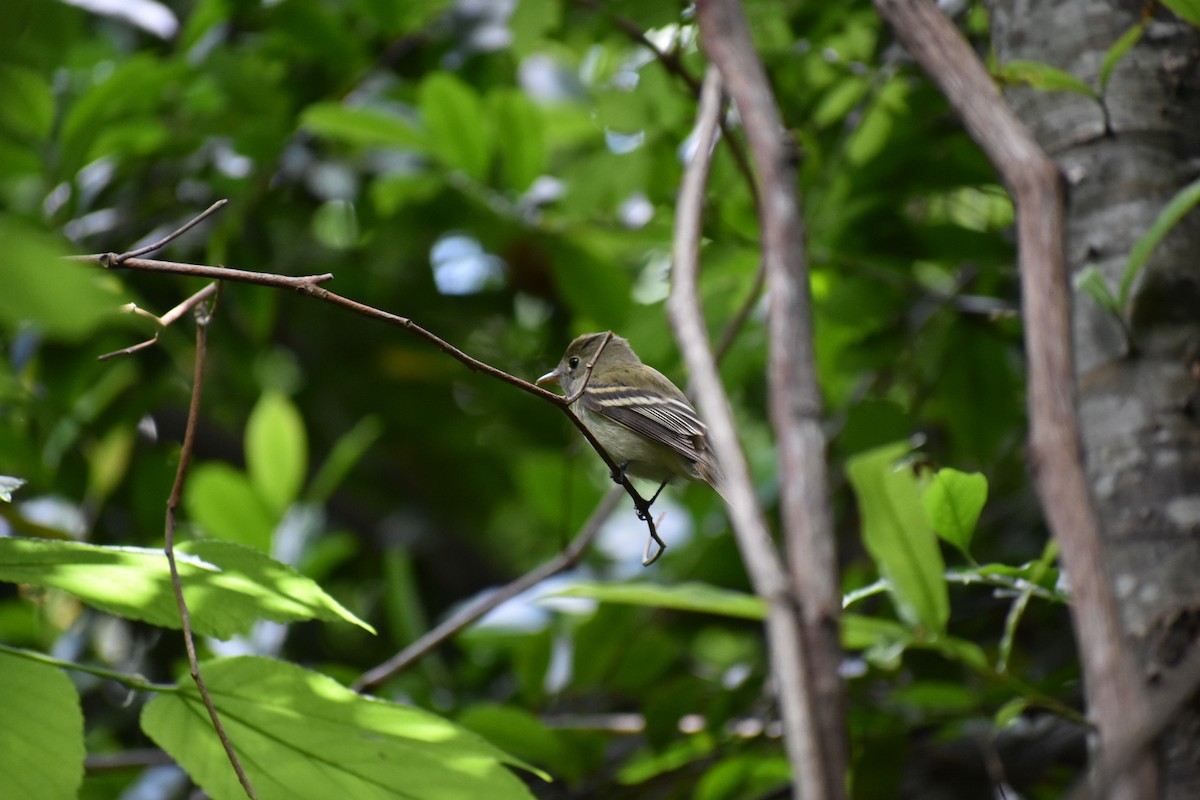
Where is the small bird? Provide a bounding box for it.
[537,332,726,503]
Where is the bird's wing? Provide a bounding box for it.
[582,384,708,463]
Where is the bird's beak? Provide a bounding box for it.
[536,369,560,387]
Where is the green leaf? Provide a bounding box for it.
[0,476,25,502]
[1074,264,1122,316]
[922,468,988,557]
[0,651,84,800]
[1119,176,1200,307]
[840,613,910,650]
[1099,21,1147,94]
[141,657,543,800]
[1163,0,1200,26]
[245,392,307,515]
[995,697,1028,728]
[311,200,359,251]
[554,581,766,620]
[299,102,425,149]
[457,705,572,779]
[185,463,277,552]
[846,441,949,632]
[0,538,374,638]
[490,88,545,192]
[994,59,1097,99]
[308,415,384,504]
[0,64,53,143]
[0,217,117,339]
[419,73,490,180]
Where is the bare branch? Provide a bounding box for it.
[873,0,1154,795]
[98,282,219,361]
[162,300,257,799]
[83,248,667,563]
[668,63,834,800]
[117,199,229,262]
[697,3,846,797]
[353,486,624,692]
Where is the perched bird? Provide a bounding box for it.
[537,332,726,503]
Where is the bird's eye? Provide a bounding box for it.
[568,356,580,370]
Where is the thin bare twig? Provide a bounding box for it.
[98,282,219,361]
[697,3,846,797]
[668,63,834,800]
[163,300,256,799]
[82,246,667,564]
[575,0,769,393]
[116,199,230,262]
[873,1,1154,795]
[353,486,624,692]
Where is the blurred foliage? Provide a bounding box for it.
[0,0,1088,797]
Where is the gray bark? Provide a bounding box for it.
[989,1,1200,796]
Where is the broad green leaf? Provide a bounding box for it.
[490,88,545,192]
[509,0,561,55]
[0,651,84,800]
[1119,176,1200,307]
[0,65,53,143]
[846,441,949,632]
[419,73,490,180]
[995,697,1028,728]
[185,462,276,552]
[1074,264,1121,316]
[58,53,184,176]
[841,613,909,650]
[1163,0,1200,26]
[994,59,1096,99]
[457,705,572,780]
[922,468,988,557]
[0,538,373,638]
[0,476,25,502]
[1099,21,1147,94]
[554,581,766,620]
[299,103,424,149]
[311,199,359,251]
[0,217,117,339]
[308,415,384,504]
[142,657,543,800]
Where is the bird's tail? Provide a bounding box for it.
[695,452,732,506]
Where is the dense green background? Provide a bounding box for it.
[0,0,1085,797]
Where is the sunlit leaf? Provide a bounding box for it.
[922,468,987,557]
[846,441,949,632]
[142,657,543,800]
[554,581,766,620]
[0,651,84,800]
[185,463,276,553]
[0,538,373,638]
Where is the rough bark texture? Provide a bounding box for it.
[989,2,1200,796]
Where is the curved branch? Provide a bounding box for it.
[353,487,623,692]
[696,2,846,797]
[873,1,1153,795]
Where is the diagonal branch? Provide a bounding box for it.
[163,299,256,799]
[696,2,846,798]
[873,1,1154,796]
[353,486,624,692]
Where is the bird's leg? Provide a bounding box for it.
[648,480,668,506]
[611,461,631,485]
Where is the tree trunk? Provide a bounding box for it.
[989,1,1200,795]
